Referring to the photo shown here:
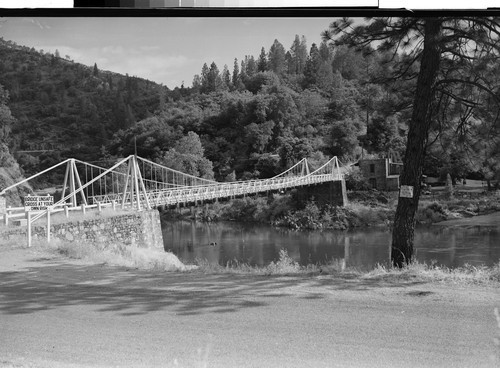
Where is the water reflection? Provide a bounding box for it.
[415,226,500,268]
[161,221,500,269]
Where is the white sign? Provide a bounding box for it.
[24,195,54,211]
[399,185,414,198]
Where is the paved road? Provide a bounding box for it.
[1,247,499,368]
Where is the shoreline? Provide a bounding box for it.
[432,211,500,227]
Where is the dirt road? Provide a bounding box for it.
[1,246,499,368]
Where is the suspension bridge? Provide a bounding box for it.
[0,154,345,245]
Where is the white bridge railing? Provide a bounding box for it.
[89,172,342,207]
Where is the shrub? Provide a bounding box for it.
[416,201,448,224]
[265,249,301,274]
[273,201,323,230]
[344,167,371,191]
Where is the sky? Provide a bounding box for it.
[0,17,339,89]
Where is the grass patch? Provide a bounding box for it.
[33,238,194,272]
[363,261,500,285]
[0,234,27,248]
[192,249,500,285]
[193,249,348,276]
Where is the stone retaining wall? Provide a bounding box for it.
[0,210,163,249]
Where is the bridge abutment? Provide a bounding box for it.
[296,179,348,207]
[1,209,164,250]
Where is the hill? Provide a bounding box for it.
[0,142,32,207]
[0,37,170,175]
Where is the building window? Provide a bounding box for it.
[369,178,377,189]
[370,164,375,173]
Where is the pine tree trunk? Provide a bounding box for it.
[391,19,442,268]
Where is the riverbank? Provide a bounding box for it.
[433,211,500,227]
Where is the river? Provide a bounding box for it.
[161,217,500,270]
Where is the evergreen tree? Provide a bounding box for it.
[257,47,268,72]
[239,59,248,86]
[246,55,257,77]
[222,64,232,90]
[289,35,308,74]
[232,58,240,87]
[200,63,210,93]
[318,41,332,62]
[285,51,294,75]
[207,61,222,92]
[304,43,321,87]
[192,74,201,92]
[268,39,286,75]
[93,63,99,77]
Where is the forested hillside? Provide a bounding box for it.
[0,32,498,185]
[108,36,412,181]
[0,37,168,175]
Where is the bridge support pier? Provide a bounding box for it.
[296,179,348,207]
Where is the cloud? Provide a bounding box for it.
[34,45,83,60]
[26,42,194,88]
[84,46,194,87]
[22,18,51,30]
[106,54,193,86]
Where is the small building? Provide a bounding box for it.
[358,151,403,191]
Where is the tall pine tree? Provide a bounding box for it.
[257,47,268,72]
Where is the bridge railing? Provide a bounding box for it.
[89,172,342,207]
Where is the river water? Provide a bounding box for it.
[161,220,500,270]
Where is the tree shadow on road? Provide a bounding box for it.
[0,255,428,317]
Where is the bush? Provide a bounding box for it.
[344,167,371,191]
[266,249,301,274]
[273,201,323,230]
[416,201,448,224]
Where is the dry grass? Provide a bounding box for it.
[193,250,500,285]
[363,261,500,285]
[0,234,26,248]
[33,238,195,272]
[194,249,329,275]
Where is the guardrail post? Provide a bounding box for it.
[81,203,86,215]
[112,200,116,211]
[26,211,32,248]
[46,208,51,243]
[98,202,102,213]
[64,205,69,218]
[4,206,10,226]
